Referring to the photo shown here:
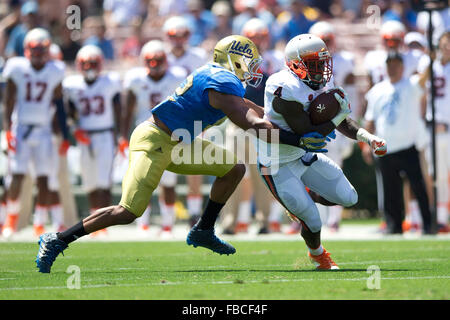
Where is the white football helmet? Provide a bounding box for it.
[24,28,51,66]
[76,45,104,82]
[163,16,192,47]
[380,20,406,49]
[241,18,270,50]
[140,40,168,77]
[309,21,336,50]
[50,43,63,61]
[285,34,333,90]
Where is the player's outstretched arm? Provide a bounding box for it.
[209,90,327,151]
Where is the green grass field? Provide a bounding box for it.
[0,239,449,300]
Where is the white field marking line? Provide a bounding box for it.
[2,257,448,275]
[1,275,450,291]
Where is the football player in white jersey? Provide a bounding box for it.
[63,45,122,236]
[163,15,208,225]
[121,40,186,234]
[306,21,356,232]
[364,20,423,87]
[258,34,387,269]
[417,31,450,233]
[1,28,70,238]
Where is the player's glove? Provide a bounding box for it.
[357,128,387,157]
[74,129,91,145]
[58,139,70,156]
[326,130,336,142]
[331,87,351,127]
[2,130,16,153]
[118,137,129,157]
[299,132,328,153]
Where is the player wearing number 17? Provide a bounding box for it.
[1,28,69,239]
[35,35,329,273]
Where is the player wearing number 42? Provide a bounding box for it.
[256,33,388,269]
[35,35,328,273]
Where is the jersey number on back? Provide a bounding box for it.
[175,75,194,96]
[26,81,47,102]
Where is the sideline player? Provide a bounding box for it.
[1,28,69,238]
[417,31,450,233]
[257,34,387,270]
[163,15,208,224]
[121,40,186,234]
[35,35,328,273]
[63,45,122,235]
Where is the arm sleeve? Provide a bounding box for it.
[54,98,69,140]
[204,71,246,97]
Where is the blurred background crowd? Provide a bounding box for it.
[0,0,449,238]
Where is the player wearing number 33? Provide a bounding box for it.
[63,45,122,233]
[35,35,328,273]
[257,34,388,270]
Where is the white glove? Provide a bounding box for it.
[331,87,351,127]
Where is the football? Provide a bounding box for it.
[308,89,342,125]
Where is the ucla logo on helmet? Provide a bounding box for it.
[229,40,254,58]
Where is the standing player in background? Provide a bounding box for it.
[222,18,285,235]
[63,45,122,236]
[417,31,450,233]
[121,40,186,235]
[163,15,208,226]
[302,21,356,232]
[1,28,69,238]
[364,20,423,88]
[41,43,69,235]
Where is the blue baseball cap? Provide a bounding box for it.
[21,1,39,16]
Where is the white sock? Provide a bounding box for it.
[237,200,251,224]
[136,206,151,227]
[50,204,64,229]
[33,205,48,226]
[7,199,20,217]
[268,201,282,223]
[160,201,175,228]
[0,202,6,225]
[409,200,422,226]
[187,196,203,217]
[437,204,448,225]
[327,206,342,226]
[308,244,324,256]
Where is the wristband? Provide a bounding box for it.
[356,128,377,145]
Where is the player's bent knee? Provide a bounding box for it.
[342,188,358,208]
[112,206,137,225]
